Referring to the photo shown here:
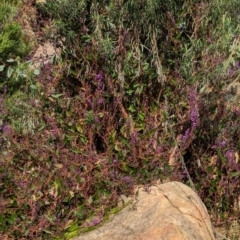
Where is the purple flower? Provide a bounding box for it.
[18,181,26,188]
[2,124,12,135]
[50,127,60,138]
[124,176,131,183]
[43,62,52,71]
[96,72,104,91]
[90,218,101,226]
[190,108,198,127]
[221,141,226,147]
[225,150,234,162]
[188,88,196,103]
[188,88,199,128]
[207,38,212,43]
[113,157,118,164]
[47,75,53,81]
[182,128,190,142]
[130,131,138,146]
[25,55,31,61]
[96,72,103,81]
[87,99,93,108]
[97,98,104,105]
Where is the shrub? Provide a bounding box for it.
[0,1,32,94]
[0,1,30,62]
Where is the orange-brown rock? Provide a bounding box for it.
[72,181,216,240]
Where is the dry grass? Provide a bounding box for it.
[214,220,240,240]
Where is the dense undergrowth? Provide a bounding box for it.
[0,0,240,239]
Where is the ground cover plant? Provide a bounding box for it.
[0,0,240,239]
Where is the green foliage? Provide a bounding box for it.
[5,91,42,134]
[0,1,32,93]
[37,0,86,43]
[0,22,29,61]
[0,1,30,62]
[177,0,240,225]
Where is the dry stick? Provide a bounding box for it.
[105,75,134,135]
[151,26,166,149]
[171,144,196,191]
[224,36,240,73]
[165,98,196,191]
[151,26,166,85]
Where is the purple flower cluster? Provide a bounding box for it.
[96,72,103,81]
[96,71,104,92]
[2,124,11,135]
[123,176,131,183]
[130,131,138,146]
[113,156,118,164]
[90,218,101,226]
[182,88,199,144]
[221,141,226,147]
[89,211,103,227]
[182,128,190,142]
[97,98,104,105]
[50,127,60,139]
[188,88,199,128]
[225,149,235,162]
[225,148,240,173]
[0,98,4,117]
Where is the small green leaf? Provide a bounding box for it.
[76,123,83,133]
[0,65,5,72]
[44,215,54,224]
[121,162,133,173]
[7,58,15,62]
[64,230,79,239]
[38,124,46,131]
[7,67,14,78]
[119,136,129,146]
[145,127,158,137]
[230,172,240,177]
[51,93,63,99]
[71,149,82,154]
[88,196,93,205]
[34,69,40,75]
[19,73,27,78]
[114,141,121,151]
[217,149,226,162]
[76,206,87,220]
[98,112,104,118]
[128,105,136,113]
[30,85,37,90]
[42,229,53,235]
[138,112,145,122]
[136,85,143,95]
[65,222,79,232]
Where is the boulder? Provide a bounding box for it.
[72,181,216,240]
[31,41,61,69]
